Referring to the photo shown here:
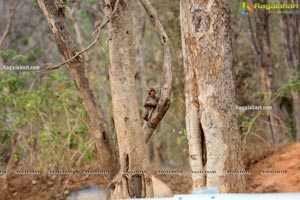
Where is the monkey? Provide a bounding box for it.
[56,0,67,14]
[143,88,160,121]
[56,0,77,16]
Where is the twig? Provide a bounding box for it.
[243,111,262,148]
[39,0,120,72]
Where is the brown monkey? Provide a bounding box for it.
[143,88,160,121]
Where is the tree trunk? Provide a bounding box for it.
[280,12,300,142]
[180,0,246,192]
[253,0,285,145]
[100,0,153,198]
[36,0,116,176]
[292,93,300,142]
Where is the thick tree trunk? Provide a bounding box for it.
[181,11,205,188]
[36,0,116,175]
[253,0,285,145]
[100,0,153,198]
[180,0,246,192]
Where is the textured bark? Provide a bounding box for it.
[280,12,300,142]
[180,0,245,192]
[253,0,285,145]
[36,0,116,175]
[181,4,205,189]
[139,0,172,143]
[99,0,153,198]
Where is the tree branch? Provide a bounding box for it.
[67,1,90,62]
[246,15,259,57]
[0,0,15,49]
[39,0,120,72]
[139,0,172,143]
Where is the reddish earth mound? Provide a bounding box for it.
[247,143,300,193]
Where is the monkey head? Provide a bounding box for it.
[148,87,156,98]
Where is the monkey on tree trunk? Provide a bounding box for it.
[143,88,160,121]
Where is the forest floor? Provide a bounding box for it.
[0,167,192,200]
[0,143,300,200]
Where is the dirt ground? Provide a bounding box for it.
[247,143,300,193]
[0,170,108,200]
[0,168,192,200]
[1,143,300,199]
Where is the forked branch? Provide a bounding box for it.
[139,0,172,143]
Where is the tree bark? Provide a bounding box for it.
[253,0,285,145]
[280,11,300,142]
[99,0,153,198]
[180,0,246,192]
[36,0,117,176]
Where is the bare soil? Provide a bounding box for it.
[0,168,192,200]
[1,143,300,199]
[247,143,300,193]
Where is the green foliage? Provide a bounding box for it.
[0,130,11,164]
[0,48,41,65]
[0,70,95,169]
[280,67,300,94]
[22,38,29,47]
[80,10,88,20]
[0,73,27,93]
[0,49,27,64]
